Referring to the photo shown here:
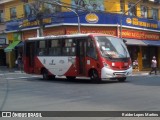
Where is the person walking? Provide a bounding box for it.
[17,53,23,72]
[149,56,157,75]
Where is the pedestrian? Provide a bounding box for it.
[149,56,157,75]
[15,59,18,69]
[133,59,139,71]
[17,53,23,72]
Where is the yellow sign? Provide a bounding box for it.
[85,13,99,23]
[22,18,52,27]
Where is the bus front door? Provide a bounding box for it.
[77,40,86,76]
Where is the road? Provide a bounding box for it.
[0,70,160,120]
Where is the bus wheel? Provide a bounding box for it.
[42,69,49,80]
[66,76,76,80]
[90,70,101,83]
[117,77,126,82]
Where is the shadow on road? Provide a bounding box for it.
[27,77,122,84]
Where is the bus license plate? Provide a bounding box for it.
[117,75,124,77]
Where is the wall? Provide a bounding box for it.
[4,0,24,21]
[105,0,121,13]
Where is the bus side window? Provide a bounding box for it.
[37,40,47,56]
[87,38,97,59]
[62,39,76,56]
[49,40,61,56]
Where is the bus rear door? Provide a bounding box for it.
[77,39,87,76]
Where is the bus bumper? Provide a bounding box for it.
[101,67,132,79]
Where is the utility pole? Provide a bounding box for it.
[37,11,44,37]
[120,0,142,38]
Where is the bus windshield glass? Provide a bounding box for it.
[95,36,130,59]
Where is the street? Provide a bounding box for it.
[0,69,160,120]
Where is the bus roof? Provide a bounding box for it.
[27,33,116,41]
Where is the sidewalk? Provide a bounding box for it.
[0,66,22,73]
[132,70,160,76]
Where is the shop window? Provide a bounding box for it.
[43,1,61,14]
[10,7,17,19]
[128,3,136,16]
[151,8,158,20]
[0,10,4,23]
[141,5,148,18]
[142,46,157,69]
[127,46,139,62]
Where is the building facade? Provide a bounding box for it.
[0,0,160,70]
[0,0,7,66]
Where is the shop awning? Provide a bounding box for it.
[124,39,147,46]
[143,40,160,46]
[4,41,21,52]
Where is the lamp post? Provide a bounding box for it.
[53,1,81,33]
[120,0,142,38]
[67,8,81,33]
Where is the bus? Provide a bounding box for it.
[23,33,132,82]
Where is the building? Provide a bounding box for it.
[0,0,160,70]
[0,0,8,66]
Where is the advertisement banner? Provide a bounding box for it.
[122,29,160,40]
[71,0,104,11]
[6,12,160,32]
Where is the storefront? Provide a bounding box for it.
[5,12,160,70]
[4,32,22,68]
[0,37,7,66]
[123,29,160,70]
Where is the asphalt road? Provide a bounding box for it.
[0,70,160,120]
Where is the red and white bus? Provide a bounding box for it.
[23,33,132,82]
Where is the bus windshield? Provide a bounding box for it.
[95,36,130,59]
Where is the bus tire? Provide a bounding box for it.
[90,69,101,83]
[49,75,55,80]
[66,76,76,80]
[118,77,126,82]
[42,69,49,80]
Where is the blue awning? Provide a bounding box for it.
[124,39,147,46]
[16,41,24,47]
[143,40,160,46]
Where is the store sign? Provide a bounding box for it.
[126,17,158,29]
[122,29,160,40]
[85,13,99,23]
[44,29,65,36]
[0,38,6,44]
[22,18,52,27]
[66,28,117,36]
